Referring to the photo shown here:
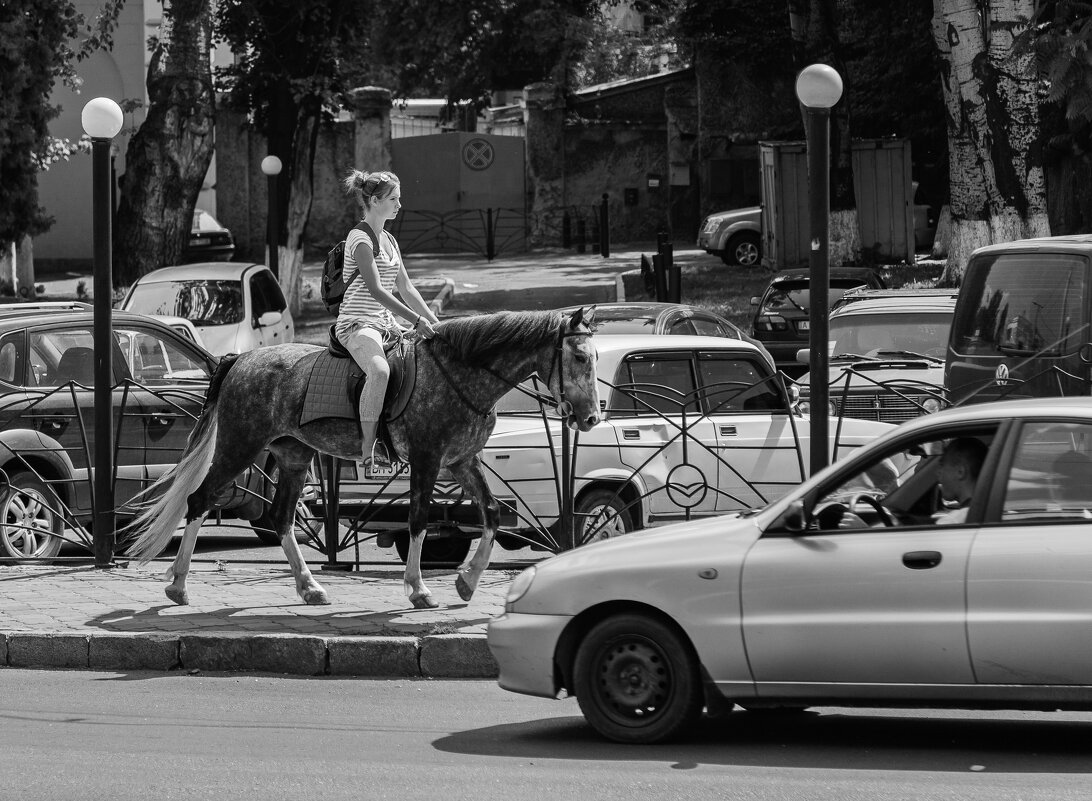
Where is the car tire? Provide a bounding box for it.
[249,461,316,546]
[0,469,64,559]
[573,613,704,744]
[575,488,633,546]
[724,232,761,267]
[394,527,472,567]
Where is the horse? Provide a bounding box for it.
[124,308,600,609]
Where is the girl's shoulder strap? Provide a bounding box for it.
[353,220,381,257]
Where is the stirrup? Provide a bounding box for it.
[360,439,393,470]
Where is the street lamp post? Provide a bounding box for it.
[261,155,283,280]
[81,97,124,568]
[795,64,843,477]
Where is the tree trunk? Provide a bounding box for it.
[113,0,215,287]
[280,108,320,316]
[931,0,1049,284]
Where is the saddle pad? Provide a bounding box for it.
[299,350,363,426]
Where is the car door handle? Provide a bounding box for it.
[149,414,175,427]
[622,429,640,440]
[720,425,737,436]
[37,418,67,434]
[903,550,942,570]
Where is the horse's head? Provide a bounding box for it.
[548,307,600,432]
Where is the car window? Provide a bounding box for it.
[764,280,867,312]
[1001,421,1092,522]
[690,316,727,337]
[951,253,1087,356]
[696,353,782,413]
[829,312,952,358]
[611,354,699,416]
[126,279,244,326]
[115,327,211,385]
[250,270,287,317]
[804,428,998,531]
[0,333,24,386]
[582,317,658,335]
[667,318,697,335]
[496,378,553,415]
[30,329,97,387]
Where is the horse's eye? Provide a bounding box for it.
[573,353,588,364]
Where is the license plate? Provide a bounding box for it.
[797,320,810,331]
[192,237,211,246]
[365,462,409,480]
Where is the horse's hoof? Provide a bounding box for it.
[455,574,475,602]
[165,586,189,606]
[410,592,439,610]
[301,588,330,605]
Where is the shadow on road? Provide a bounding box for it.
[433,709,1092,772]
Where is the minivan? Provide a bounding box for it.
[946,235,1092,404]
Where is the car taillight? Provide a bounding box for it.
[754,314,788,332]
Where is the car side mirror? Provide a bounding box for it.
[750,296,760,306]
[256,311,282,328]
[796,348,810,365]
[768,499,806,534]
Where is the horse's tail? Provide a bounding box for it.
[124,354,240,564]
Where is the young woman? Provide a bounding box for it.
[337,169,438,466]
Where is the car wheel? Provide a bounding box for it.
[394,527,473,567]
[0,470,64,559]
[573,613,704,744]
[249,461,316,546]
[575,488,633,546]
[724,232,761,267]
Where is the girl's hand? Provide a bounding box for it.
[414,316,436,339]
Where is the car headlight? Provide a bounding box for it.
[798,400,811,415]
[922,397,942,414]
[505,565,537,611]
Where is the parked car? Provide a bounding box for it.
[488,396,1092,743]
[183,209,235,263]
[697,206,762,267]
[947,234,1092,405]
[557,301,773,369]
[749,266,885,372]
[796,288,957,423]
[119,262,294,357]
[321,334,893,565]
[0,304,275,559]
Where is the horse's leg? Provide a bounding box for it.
[447,455,501,602]
[405,458,442,609]
[162,443,264,605]
[268,452,329,605]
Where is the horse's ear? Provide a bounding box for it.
[568,305,595,330]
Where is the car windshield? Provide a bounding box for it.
[192,210,220,232]
[126,279,243,326]
[765,279,866,312]
[829,312,952,360]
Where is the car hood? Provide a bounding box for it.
[511,514,760,616]
[800,361,945,390]
[196,325,241,357]
[705,206,760,224]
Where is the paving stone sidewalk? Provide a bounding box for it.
[0,561,513,678]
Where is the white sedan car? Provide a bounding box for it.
[488,397,1092,743]
[325,334,893,564]
[119,262,294,356]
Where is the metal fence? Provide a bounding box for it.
[390,208,527,259]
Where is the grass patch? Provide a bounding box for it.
[678,261,946,330]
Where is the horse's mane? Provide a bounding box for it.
[430,311,563,363]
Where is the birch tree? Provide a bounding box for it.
[932,0,1049,283]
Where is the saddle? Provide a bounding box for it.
[297,326,417,455]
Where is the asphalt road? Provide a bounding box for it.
[2,670,1089,801]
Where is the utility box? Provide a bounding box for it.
[759,141,810,270]
[852,138,914,263]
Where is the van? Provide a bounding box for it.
[945,236,1092,404]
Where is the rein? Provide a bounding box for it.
[423,324,590,419]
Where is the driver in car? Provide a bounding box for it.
[932,437,988,525]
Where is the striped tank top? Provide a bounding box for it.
[335,225,402,335]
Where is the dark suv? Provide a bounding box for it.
[749,266,885,373]
[0,303,272,559]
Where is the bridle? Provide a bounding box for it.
[423,323,593,419]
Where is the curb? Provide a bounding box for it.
[0,631,497,678]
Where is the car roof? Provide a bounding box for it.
[902,396,1092,429]
[0,306,197,331]
[134,262,263,282]
[971,234,1092,257]
[769,266,879,283]
[831,292,957,317]
[560,302,713,318]
[593,333,766,360]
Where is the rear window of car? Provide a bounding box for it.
[587,317,658,335]
[126,279,244,326]
[764,279,869,312]
[951,252,1088,356]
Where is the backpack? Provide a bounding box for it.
[321,220,382,314]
